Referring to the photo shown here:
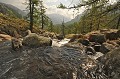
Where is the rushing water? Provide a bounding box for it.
[88,52,104,60]
[52,38,70,47]
[52,38,104,60]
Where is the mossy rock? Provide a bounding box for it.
[66,34,83,42]
[66,34,83,39]
[89,34,106,44]
[22,33,52,47]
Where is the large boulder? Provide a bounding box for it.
[100,43,115,54]
[89,34,106,44]
[94,44,101,52]
[56,34,64,40]
[78,38,90,46]
[116,39,120,45]
[105,32,118,40]
[64,42,84,50]
[85,46,96,55]
[0,34,12,41]
[67,34,83,42]
[117,30,120,38]
[42,32,56,39]
[22,33,52,47]
[103,48,120,79]
[11,38,23,50]
[0,41,100,79]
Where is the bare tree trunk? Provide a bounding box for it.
[62,20,65,38]
[97,18,100,30]
[41,14,44,29]
[90,22,92,32]
[29,0,34,32]
[116,15,120,29]
[40,2,44,29]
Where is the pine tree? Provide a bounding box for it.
[25,0,49,31]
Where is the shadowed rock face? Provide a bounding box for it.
[89,34,106,44]
[0,41,108,79]
[97,48,120,79]
[103,48,120,79]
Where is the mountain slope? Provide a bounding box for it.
[65,14,82,25]
[47,14,71,25]
[0,2,26,18]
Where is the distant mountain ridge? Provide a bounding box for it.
[0,2,82,26]
[47,14,71,25]
[0,2,26,18]
[47,13,83,26]
[65,14,82,25]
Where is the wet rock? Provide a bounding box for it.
[85,46,96,55]
[64,42,84,50]
[107,40,119,47]
[100,29,110,33]
[117,30,120,38]
[0,26,20,37]
[66,34,83,39]
[89,34,106,44]
[0,41,97,79]
[116,39,120,45]
[94,44,101,52]
[22,33,52,47]
[11,38,22,50]
[78,39,90,46]
[42,32,56,39]
[0,39,2,42]
[105,32,118,40]
[56,34,64,40]
[68,34,83,42]
[103,47,120,79]
[100,43,115,54]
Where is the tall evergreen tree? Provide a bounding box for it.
[28,0,39,32]
[26,0,49,31]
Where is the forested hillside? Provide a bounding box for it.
[56,0,120,35]
[0,2,26,18]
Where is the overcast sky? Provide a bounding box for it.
[0,0,116,19]
[0,0,86,19]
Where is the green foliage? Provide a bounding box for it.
[46,21,54,32]
[57,3,66,9]
[55,0,120,35]
[25,0,52,31]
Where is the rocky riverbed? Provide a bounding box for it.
[0,29,120,79]
[0,40,109,79]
